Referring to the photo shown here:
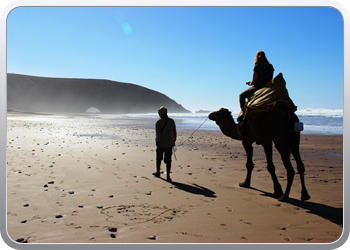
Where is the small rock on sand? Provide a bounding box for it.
[16,238,28,243]
[108,227,117,232]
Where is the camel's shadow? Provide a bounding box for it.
[161,178,217,198]
[251,187,343,226]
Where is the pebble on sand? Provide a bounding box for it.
[16,238,28,243]
[108,227,117,232]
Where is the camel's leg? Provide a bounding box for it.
[292,134,311,201]
[239,140,254,188]
[262,142,283,198]
[276,150,295,202]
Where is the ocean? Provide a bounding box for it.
[124,108,343,136]
[7,108,343,136]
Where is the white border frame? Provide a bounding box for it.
[1,1,348,250]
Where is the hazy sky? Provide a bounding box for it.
[7,6,344,112]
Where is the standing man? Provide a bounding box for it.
[154,106,177,182]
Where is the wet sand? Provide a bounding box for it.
[6,111,343,244]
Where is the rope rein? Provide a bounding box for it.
[173,117,208,161]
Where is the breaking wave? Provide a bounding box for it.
[296,108,343,118]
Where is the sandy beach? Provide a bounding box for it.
[6,111,343,244]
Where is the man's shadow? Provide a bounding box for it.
[161,179,216,198]
[251,187,343,226]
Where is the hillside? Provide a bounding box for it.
[7,73,190,114]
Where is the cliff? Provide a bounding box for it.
[7,73,190,114]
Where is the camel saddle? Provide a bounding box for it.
[241,73,297,120]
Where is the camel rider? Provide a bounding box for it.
[238,51,274,121]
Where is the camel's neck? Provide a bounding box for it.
[216,119,241,140]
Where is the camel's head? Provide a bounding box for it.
[208,108,235,123]
[209,108,241,140]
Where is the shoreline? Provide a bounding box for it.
[7,110,343,136]
[6,111,343,244]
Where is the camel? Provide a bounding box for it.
[208,105,310,202]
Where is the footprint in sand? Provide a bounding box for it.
[239,219,252,225]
